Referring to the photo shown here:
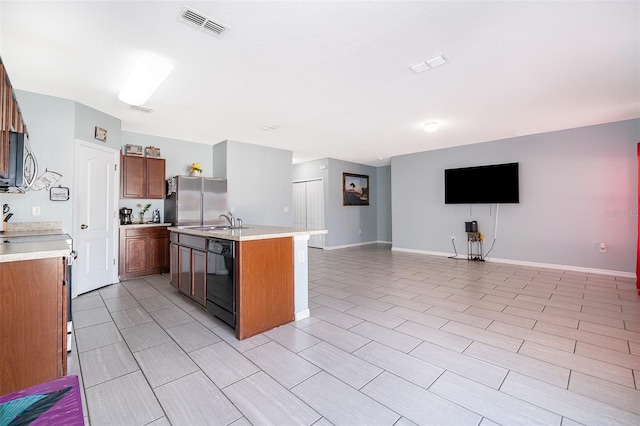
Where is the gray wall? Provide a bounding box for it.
[326,158,379,247]
[75,102,122,152]
[391,119,640,273]
[376,165,392,243]
[211,141,227,179]
[293,159,391,247]
[223,140,293,227]
[2,90,120,235]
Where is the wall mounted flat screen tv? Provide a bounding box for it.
[444,162,519,204]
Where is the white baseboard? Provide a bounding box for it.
[295,309,310,321]
[391,246,636,279]
[324,241,391,250]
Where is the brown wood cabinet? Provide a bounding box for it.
[236,238,294,340]
[120,154,166,199]
[119,225,170,280]
[0,257,67,395]
[170,234,207,307]
[1,60,28,177]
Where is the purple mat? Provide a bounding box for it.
[0,375,84,425]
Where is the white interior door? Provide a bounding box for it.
[292,182,307,229]
[292,179,324,249]
[73,140,119,296]
[305,179,324,249]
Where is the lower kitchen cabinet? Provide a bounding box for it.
[170,234,207,307]
[119,225,170,280]
[0,257,67,395]
[236,238,294,339]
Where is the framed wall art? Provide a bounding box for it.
[94,126,107,142]
[343,173,369,206]
[50,185,70,201]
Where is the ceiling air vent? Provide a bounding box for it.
[178,6,228,37]
[129,105,154,113]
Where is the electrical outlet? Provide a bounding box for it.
[32,206,40,216]
[599,242,606,253]
[358,229,362,235]
[451,235,456,242]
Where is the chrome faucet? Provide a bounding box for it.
[219,212,235,227]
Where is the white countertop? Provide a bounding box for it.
[0,239,71,263]
[169,225,327,242]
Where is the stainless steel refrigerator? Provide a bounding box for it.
[164,176,228,226]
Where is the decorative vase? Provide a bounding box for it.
[139,213,145,224]
[191,170,202,177]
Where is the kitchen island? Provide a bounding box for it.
[168,225,326,339]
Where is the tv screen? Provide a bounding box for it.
[444,162,519,204]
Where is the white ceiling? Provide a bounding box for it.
[1,1,638,166]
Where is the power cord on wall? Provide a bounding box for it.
[448,237,460,259]
[483,203,499,259]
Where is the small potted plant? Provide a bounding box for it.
[137,203,151,223]
[190,163,203,177]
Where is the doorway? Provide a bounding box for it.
[293,179,325,249]
[73,140,119,296]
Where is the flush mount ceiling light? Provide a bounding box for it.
[423,121,440,132]
[409,54,448,74]
[118,54,174,106]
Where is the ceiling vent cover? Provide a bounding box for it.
[178,6,228,37]
[129,105,154,113]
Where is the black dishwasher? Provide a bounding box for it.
[205,238,236,328]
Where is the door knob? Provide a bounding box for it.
[81,224,88,229]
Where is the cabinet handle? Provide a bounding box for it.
[81,224,88,229]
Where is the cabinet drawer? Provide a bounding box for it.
[179,234,206,250]
[123,226,169,237]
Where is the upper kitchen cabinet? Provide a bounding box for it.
[120,153,166,199]
[1,59,29,177]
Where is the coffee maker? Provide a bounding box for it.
[119,207,133,225]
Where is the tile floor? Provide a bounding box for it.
[68,244,640,425]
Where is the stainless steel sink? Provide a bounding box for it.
[189,225,250,231]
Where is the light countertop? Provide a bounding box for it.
[0,225,72,263]
[0,239,71,263]
[169,225,327,242]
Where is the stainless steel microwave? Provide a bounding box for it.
[0,131,38,192]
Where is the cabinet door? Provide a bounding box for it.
[149,233,169,271]
[178,245,191,295]
[169,243,179,289]
[0,258,64,394]
[121,155,145,198]
[146,158,166,199]
[191,249,207,306]
[123,235,148,275]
